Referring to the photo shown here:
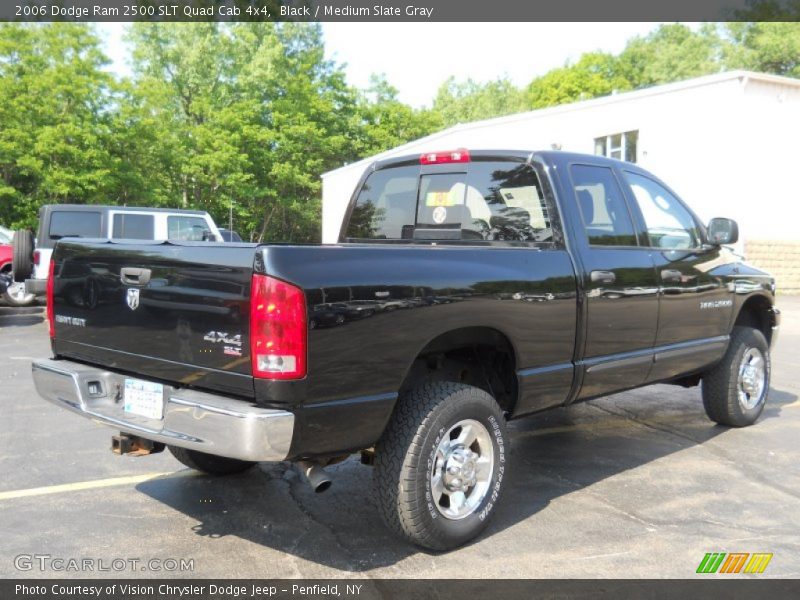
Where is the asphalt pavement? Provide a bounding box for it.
[1,296,798,578]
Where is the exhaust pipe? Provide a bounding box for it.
[296,460,332,493]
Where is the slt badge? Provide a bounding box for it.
[126,288,140,311]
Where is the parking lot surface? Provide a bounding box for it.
[1,297,799,578]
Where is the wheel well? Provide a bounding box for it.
[400,327,517,413]
[735,295,774,345]
[0,263,11,273]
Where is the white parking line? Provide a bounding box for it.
[0,471,191,501]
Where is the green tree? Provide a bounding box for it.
[126,22,361,242]
[616,24,726,88]
[354,74,442,155]
[0,23,120,229]
[433,76,527,127]
[526,52,631,109]
[724,22,800,76]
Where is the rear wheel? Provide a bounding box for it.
[374,381,508,550]
[11,230,34,283]
[702,326,770,427]
[168,446,256,475]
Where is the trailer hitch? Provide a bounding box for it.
[111,433,165,456]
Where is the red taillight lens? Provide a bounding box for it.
[420,148,470,165]
[250,274,307,380]
[46,259,55,339]
[33,250,40,266]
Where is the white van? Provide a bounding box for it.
[18,205,222,297]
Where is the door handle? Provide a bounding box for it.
[120,267,151,286]
[661,269,683,283]
[590,270,616,284]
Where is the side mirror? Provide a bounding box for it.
[707,217,738,246]
[201,230,214,242]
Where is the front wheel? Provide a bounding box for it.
[702,326,771,427]
[374,382,508,550]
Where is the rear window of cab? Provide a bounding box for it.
[345,160,553,244]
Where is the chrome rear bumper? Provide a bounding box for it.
[32,358,294,462]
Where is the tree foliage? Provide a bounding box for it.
[356,74,442,155]
[433,76,527,127]
[0,24,119,228]
[526,52,632,109]
[616,24,727,87]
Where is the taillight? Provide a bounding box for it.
[420,148,470,165]
[250,274,307,380]
[46,259,55,339]
[33,250,40,266]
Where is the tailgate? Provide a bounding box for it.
[51,239,257,397]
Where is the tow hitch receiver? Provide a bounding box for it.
[112,434,165,456]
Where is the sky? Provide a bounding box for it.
[98,22,662,108]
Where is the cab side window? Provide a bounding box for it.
[168,216,211,241]
[570,165,637,246]
[112,214,154,240]
[624,172,701,249]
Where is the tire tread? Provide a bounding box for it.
[374,381,505,550]
[702,326,770,427]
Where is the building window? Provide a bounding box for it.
[594,130,638,163]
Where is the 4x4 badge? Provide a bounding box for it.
[126,288,140,311]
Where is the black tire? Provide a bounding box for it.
[168,446,256,475]
[702,326,771,427]
[374,381,508,551]
[11,229,34,283]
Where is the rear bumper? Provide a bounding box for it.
[32,358,294,462]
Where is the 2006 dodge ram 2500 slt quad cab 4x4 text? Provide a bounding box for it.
[32,150,780,550]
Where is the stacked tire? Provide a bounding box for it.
[4,230,36,307]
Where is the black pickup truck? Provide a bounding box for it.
[32,150,780,550]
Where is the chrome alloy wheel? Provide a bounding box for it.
[738,347,766,410]
[4,281,35,306]
[430,419,494,520]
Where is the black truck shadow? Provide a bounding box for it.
[136,386,797,572]
[0,305,44,327]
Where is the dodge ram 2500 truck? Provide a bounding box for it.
[32,150,780,550]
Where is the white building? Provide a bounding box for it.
[323,70,799,236]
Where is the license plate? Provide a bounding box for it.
[123,378,164,420]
